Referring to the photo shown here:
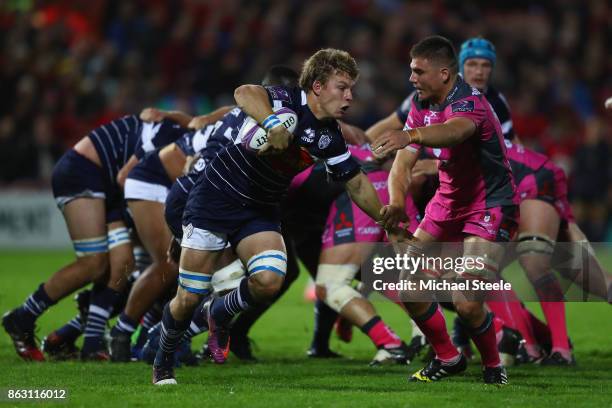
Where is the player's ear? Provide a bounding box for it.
[440,67,450,84]
[312,80,322,96]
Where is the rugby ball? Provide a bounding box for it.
[240,107,298,152]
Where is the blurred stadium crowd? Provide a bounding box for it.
[0,0,610,240]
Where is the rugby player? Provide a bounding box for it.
[374,36,517,385]
[152,49,390,385]
[2,116,145,360]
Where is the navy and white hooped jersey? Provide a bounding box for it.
[173,107,251,195]
[175,107,247,160]
[88,115,142,188]
[88,115,189,187]
[203,85,361,208]
[134,119,191,159]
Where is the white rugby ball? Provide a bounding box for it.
[240,107,298,152]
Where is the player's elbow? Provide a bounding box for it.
[234,84,260,106]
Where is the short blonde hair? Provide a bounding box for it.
[299,48,359,91]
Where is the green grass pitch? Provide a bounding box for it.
[0,251,610,407]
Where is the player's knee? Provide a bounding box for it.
[111,251,135,278]
[249,271,284,299]
[246,250,287,299]
[315,264,361,312]
[516,233,555,268]
[454,301,484,325]
[174,288,202,311]
[518,254,552,277]
[77,252,109,278]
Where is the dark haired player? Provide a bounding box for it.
[374,35,517,385]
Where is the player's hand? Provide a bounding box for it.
[116,170,127,188]
[372,130,412,157]
[371,130,399,160]
[412,159,438,178]
[386,225,412,243]
[188,115,211,129]
[378,204,408,230]
[258,125,293,156]
[140,108,165,122]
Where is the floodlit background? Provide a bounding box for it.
[0,0,610,248]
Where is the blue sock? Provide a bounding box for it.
[112,313,139,336]
[82,285,121,353]
[16,283,56,328]
[184,299,210,340]
[56,316,83,343]
[135,306,163,349]
[211,278,256,326]
[142,307,162,332]
[154,304,190,368]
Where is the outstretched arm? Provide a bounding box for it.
[381,149,419,230]
[344,171,384,223]
[372,117,476,156]
[140,108,193,128]
[339,121,368,145]
[365,111,404,144]
[345,170,411,242]
[188,106,234,129]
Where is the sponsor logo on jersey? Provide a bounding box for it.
[318,134,331,150]
[424,111,438,126]
[447,84,459,101]
[194,158,206,172]
[358,226,380,235]
[301,128,315,143]
[451,100,475,113]
[335,212,354,238]
[265,86,291,103]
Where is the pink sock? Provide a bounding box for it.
[470,313,501,368]
[522,307,551,346]
[487,289,538,347]
[362,317,401,349]
[532,274,570,351]
[413,304,459,362]
[539,302,570,352]
[516,307,541,344]
[493,316,504,344]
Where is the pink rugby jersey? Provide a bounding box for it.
[405,77,516,211]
